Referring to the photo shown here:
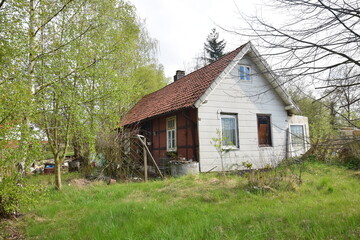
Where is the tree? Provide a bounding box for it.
[204,28,226,64]
[1,0,166,191]
[290,90,336,142]
[324,66,360,127]
[236,0,360,126]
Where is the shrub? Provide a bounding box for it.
[338,141,360,170]
[0,176,46,218]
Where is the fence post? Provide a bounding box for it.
[143,138,148,182]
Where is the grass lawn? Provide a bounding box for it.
[11,162,360,239]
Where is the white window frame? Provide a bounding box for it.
[166,116,177,152]
[239,65,251,81]
[220,113,239,149]
[290,124,306,154]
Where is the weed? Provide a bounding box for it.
[16,162,360,239]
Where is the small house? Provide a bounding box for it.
[121,42,310,172]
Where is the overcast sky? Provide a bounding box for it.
[130,0,266,79]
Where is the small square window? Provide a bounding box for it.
[240,65,251,81]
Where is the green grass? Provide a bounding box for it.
[20,162,360,239]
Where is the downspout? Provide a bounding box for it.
[285,127,290,160]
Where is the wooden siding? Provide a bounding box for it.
[197,54,289,172]
[144,108,199,165]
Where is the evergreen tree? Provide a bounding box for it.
[204,28,226,64]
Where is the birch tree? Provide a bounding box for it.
[1,0,166,190]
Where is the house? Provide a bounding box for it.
[121,42,310,172]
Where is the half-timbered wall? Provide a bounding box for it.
[141,108,198,165]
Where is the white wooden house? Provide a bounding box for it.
[122,41,310,172]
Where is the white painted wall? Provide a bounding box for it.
[197,54,290,172]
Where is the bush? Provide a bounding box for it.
[341,156,360,170]
[338,141,360,170]
[0,176,45,218]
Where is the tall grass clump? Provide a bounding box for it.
[240,158,306,194]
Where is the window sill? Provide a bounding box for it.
[239,79,253,84]
[258,145,273,148]
[222,146,239,151]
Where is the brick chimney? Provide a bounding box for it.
[173,70,185,82]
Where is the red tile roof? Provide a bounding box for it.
[121,44,246,126]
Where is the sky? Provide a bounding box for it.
[130,0,265,79]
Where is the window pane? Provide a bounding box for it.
[257,115,272,146]
[221,117,236,146]
[246,67,251,80]
[290,125,305,147]
[168,119,174,129]
[167,131,172,148]
[171,130,175,148]
[240,66,245,80]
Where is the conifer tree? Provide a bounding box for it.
[204,28,226,64]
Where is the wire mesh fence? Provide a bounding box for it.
[305,135,360,167]
[96,128,162,180]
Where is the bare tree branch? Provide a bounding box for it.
[0,0,6,9]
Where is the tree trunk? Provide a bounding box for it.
[55,155,62,190]
[73,135,81,159]
[329,101,336,129]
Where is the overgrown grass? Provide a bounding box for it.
[17,162,360,239]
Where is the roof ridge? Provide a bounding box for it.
[121,43,247,126]
[170,44,247,85]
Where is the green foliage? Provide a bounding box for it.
[0,176,46,218]
[1,0,167,190]
[20,162,360,239]
[337,141,360,170]
[0,122,44,178]
[204,28,226,64]
[133,64,168,96]
[291,91,335,142]
[211,129,233,172]
[341,157,360,170]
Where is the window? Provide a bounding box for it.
[257,115,272,146]
[166,116,176,152]
[239,65,251,80]
[221,114,239,148]
[290,125,306,155]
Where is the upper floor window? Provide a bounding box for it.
[239,65,251,81]
[221,114,239,148]
[166,116,176,152]
[257,115,272,147]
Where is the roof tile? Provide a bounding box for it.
[121,44,246,126]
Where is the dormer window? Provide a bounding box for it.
[239,65,251,80]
